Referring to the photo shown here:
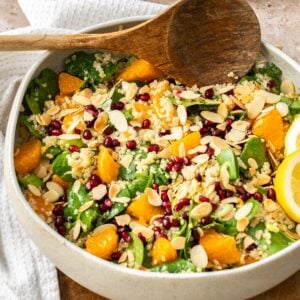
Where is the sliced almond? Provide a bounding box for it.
[109,183,121,199]
[118,251,128,263]
[210,136,229,155]
[243,235,256,250]
[217,85,235,95]
[257,90,280,104]
[201,111,225,124]
[191,202,212,219]
[146,187,162,206]
[180,90,200,99]
[280,79,295,95]
[79,200,94,213]
[231,121,250,132]
[91,184,107,201]
[83,111,94,122]
[73,94,91,106]
[92,224,117,237]
[109,110,128,132]
[46,181,64,197]
[28,184,41,197]
[112,197,131,204]
[94,112,108,133]
[246,95,265,119]
[256,174,271,186]
[39,114,52,126]
[125,83,138,100]
[226,128,246,143]
[158,148,172,159]
[275,102,289,117]
[43,190,60,203]
[237,217,249,232]
[177,105,187,125]
[235,202,253,220]
[221,197,240,204]
[47,105,60,116]
[181,165,197,180]
[120,154,133,168]
[190,245,208,269]
[115,214,131,226]
[200,135,212,145]
[178,142,186,157]
[217,103,228,119]
[59,133,81,140]
[220,164,230,188]
[132,225,154,240]
[264,199,277,213]
[192,154,209,165]
[247,158,258,170]
[188,145,207,155]
[72,180,81,193]
[162,127,183,140]
[72,221,81,240]
[170,236,186,250]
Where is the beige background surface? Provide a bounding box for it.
[0,0,299,299]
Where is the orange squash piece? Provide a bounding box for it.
[25,190,54,221]
[126,193,164,224]
[118,59,163,82]
[58,72,84,96]
[200,229,241,265]
[14,139,42,175]
[151,237,178,266]
[252,108,284,152]
[170,131,201,156]
[97,147,120,183]
[52,174,70,189]
[86,226,119,260]
[133,102,150,120]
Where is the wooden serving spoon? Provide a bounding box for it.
[0,0,260,86]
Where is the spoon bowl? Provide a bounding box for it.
[0,0,260,86]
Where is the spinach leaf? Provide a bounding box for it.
[220,219,238,236]
[18,173,42,188]
[42,145,62,160]
[52,152,73,181]
[171,95,220,110]
[150,163,169,185]
[216,148,239,180]
[101,202,126,222]
[129,232,144,266]
[123,109,134,122]
[19,113,43,138]
[280,96,300,122]
[151,259,196,273]
[128,172,153,198]
[255,63,282,93]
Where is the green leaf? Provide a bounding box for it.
[35,68,59,97]
[19,113,43,138]
[18,173,42,187]
[129,232,144,266]
[246,198,261,220]
[42,145,62,160]
[58,139,84,149]
[172,219,187,238]
[216,148,239,180]
[240,137,267,169]
[128,172,153,197]
[171,95,220,110]
[52,152,73,181]
[151,259,196,273]
[150,163,169,185]
[101,202,126,222]
[123,109,134,122]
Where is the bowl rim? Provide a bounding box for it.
[5,15,300,280]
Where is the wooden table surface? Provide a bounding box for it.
[1,0,299,299]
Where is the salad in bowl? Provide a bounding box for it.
[14,49,300,273]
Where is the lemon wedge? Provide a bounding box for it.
[274,149,300,222]
[284,115,300,156]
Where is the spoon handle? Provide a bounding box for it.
[0,33,132,51]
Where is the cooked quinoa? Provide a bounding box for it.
[14,51,300,273]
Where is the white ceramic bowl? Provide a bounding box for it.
[4,16,300,300]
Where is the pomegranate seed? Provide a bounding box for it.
[157,233,168,239]
[53,204,64,216]
[85,104,98,117]
[225,118,233,128]
[173,163,182,172]
[103,127,114,135]
[201,215,213,226]
[199,195,210,202]
[267,188,276,200]
[204,88,214,99]
[138,232,147,244]
[83,129,92,140]
[218,189,226,200]
[195,173,202,182]
[225,190,234,197]
[58,225,66,236]
[153,226,162,233]
[140,93,150,102]
[60,194,67,202]
[191,229,200,245]
[111,102,125,110]
[200,127,210,135]
[164,207,172,216]
[50,129,62,136]
[212,203,219,210]
[211,128,224,137]
[117,226,126,235]
[55,216,65,227]
[173,198,190,212]
[204,120,215,127]
[99,203,109,213]
[246,243,258,252]
[152,183,159,191]
[225,89,234,96]
[142,119,151,129]
[167,78,176,85]
[159,130,171,137]
[254,192,263,202]
[74,128,81,134]
[97,108,104,114]
[104,136,113,148]
[69,145,79,152]
[173,157,184,164]
[215,181,221,191]
[126,140,137,150]
[166,162,174,172]
[50,120,62,129]
[236,186,246,195]
[86,174,101,190]
[86,119,96,128]
[161,191,169,202]
[122,231,133,243]
[111,251,122,261]
[148,144,160,153]
[162,217,171,230]
[206,147,215,158]
[183,156,191,166]
[171,219,180,227]
[104,198,112,207]
[112,139,120,147]
[267,80,275,89]
[182,214,189,221]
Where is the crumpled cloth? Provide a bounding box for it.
[0,0,165,299]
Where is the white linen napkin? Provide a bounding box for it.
[0,1,165,299]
